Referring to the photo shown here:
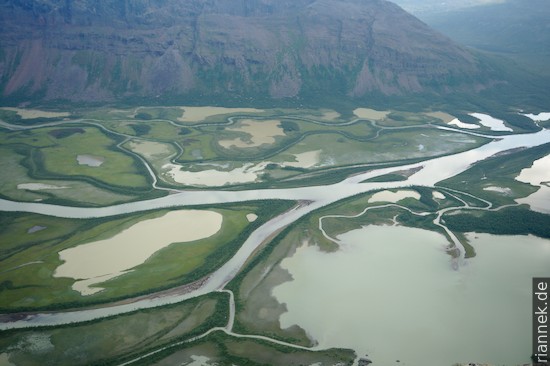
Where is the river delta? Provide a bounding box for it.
[0,106,549,366]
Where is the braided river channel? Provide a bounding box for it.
[1,126,550,365]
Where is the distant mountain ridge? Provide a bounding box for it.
[391,0,508,16]
[414,0,550,77]
[0,0,534,105]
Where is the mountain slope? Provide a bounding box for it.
[0,0,525,104]
[415,0,550,77]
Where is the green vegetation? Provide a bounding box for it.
[132,330,355,366]
[130,107,185,122]
[1,104,548,365]
[438,143,550,207]
[134,112,153,120]
[179,127,192,135]
[362,173,408,182]
[0,293,228,366]
[100,202,291,299]
[0,145,138,206]
[379,111,439,127]
[205,125,488,190]
[489,112,539,133]
[0,126,156,201]
[279,120,300,133]
[226,187,463,348]
[1,105,492,192]
[307,189,450,249]
[122,139,178,185]
[0,109,71,126]
[444,206,550,238]
[47,128,85,139]
[454,231,477,259]
[228,221,315,347]
[129,123,151,136]
[421,0,550,77]
[0,212,86,262]
[38,126,149,189]
[0,200,294,311]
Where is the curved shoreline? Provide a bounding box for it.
[0,128,549,329]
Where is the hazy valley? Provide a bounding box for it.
[0,1,549,365]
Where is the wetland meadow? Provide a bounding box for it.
[0,105,549,366]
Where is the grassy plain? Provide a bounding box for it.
[0,201,293,311]
[0,126,154,203]
[37,126,149,189]
[0,146,136,206]
[2,105,493,191]
[438,143,550,207]
[0,108,72,126]
[0,293,228,366]
[135,330,355,366]
[165,121,487,189]
[1,105,547,365]
[443,206,550,239]
[229,223,314,347]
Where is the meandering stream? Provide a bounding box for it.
[0,127,549,330]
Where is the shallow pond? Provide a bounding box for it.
[273,225,550,366]
[353,108,389,121]
[178,106,263,122]
[1,108,69,119]
[162,162,269,186]
[218,119,285,148]
[54,210,223,295]
[1,128,550,329]
[469,113,513,132]
[448,118,480,129]
[17,183,68,191]
[368,189,420,203]
[76,154,104,167]
[516,153,550,214]
[523,112,550,122]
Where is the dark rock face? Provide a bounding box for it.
[0,0,489,102]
